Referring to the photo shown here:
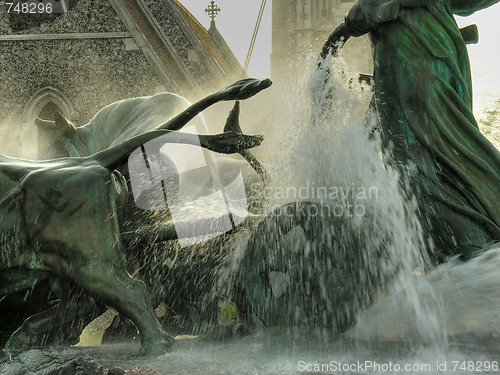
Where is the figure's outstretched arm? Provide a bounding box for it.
[325,0,443,44]
[319,0,450,59]
[450,0,499,16]
[320,23,352,60]
[319,0,402,59]
[344,0,400,37]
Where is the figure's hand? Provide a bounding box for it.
[345,0,400,36]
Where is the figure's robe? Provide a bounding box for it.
[370,0,500,259]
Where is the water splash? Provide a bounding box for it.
[348,245,500,341]
[260,54,447,347]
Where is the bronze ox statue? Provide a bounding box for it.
[0,79,270,356]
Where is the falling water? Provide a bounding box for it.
[258,53,447,347]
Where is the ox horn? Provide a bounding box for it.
[223,101,243,134]
[92,79,271,170]
[158,78,272,132]
[54,111,77,139]
[34,111,76,139]
[223,101,270,183]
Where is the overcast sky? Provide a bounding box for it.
[180,1,500,116]
[180,0,272,78]
[456,8,500,116]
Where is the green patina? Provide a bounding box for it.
[0,78,270,354]
[322,0,500,259]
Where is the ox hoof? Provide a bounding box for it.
[140,335,175,357]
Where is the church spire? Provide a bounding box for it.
[205,0,221,28]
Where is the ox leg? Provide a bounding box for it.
[75,265,174,356]
[21,164,172,356]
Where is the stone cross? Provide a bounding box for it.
[205,1,221,21]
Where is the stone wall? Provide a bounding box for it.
[0,38,162,124]
[0,0,175,157]
[144,0,214,90]
[3,0,125,34]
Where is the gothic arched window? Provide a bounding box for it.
[22,86,74,159]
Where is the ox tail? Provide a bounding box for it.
[89,130,193,170]
[89,130,261,171]
[90,128,263,171]
[224,101,270,184]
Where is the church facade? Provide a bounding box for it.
[0,0,243,158]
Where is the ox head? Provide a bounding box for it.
[35,111,81,159]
